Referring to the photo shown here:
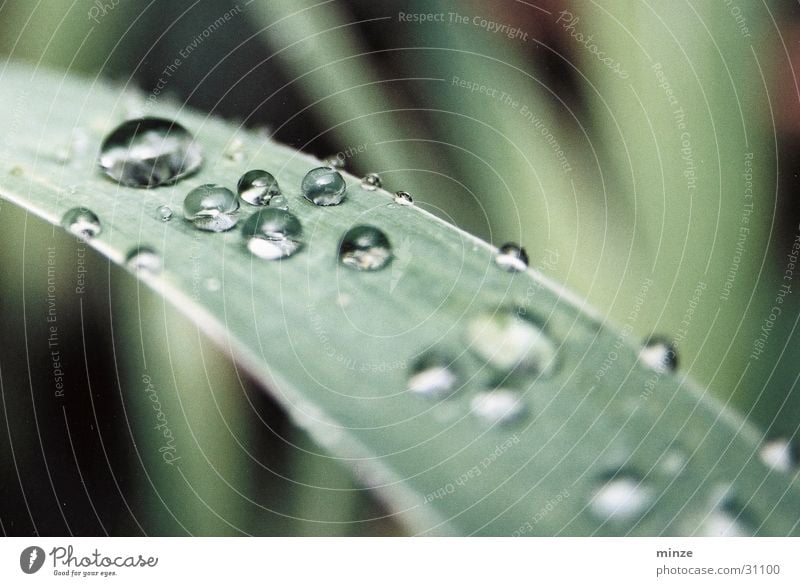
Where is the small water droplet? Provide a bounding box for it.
[394,191,413,206]
[408,353,459,398]
[204,277,221,291]
[495,243,529,272]
[322,154,345,169]
[241,208,303,260]
[125,246,161,273]
[301,167,346,206]
[470,389,527,425]
[62,208,101,239]
[269,194,289,210]
[238,170,281,206]
[759,438,795,473]
[338,225,393,271]
[465,310,557,376]
[589,472,653,523]
[99,118,202,188]
[224,138,245,162]
[183,184,240,232]
[156,205,173,222]
[659,450,687,476]
[360,173,382,191]
[639,336,678,373]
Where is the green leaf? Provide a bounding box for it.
[0,62,797,535]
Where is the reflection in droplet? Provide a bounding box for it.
[338,225,393,271]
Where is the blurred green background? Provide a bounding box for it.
[0,0,798,535]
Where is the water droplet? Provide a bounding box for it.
[392,191,412,206]
[408,353,459,398]
[338,225,393,271]
[238,170,281,206]
[322,154,345,169]
[495,243,529,272]
[301,167,346,206]
[659,450,687,476]
[639,336,678,373]
[699,485,755,536]
[125,246,161,273]
[589,472,653,523]
[759,438,795,473]
[360,173,382,191]
[62,208,101,239]
[269,194,289,210]
[98,118,202,188]
[470,389,527,425]
[183,184,240,232]
[157,205,173,222]
[204,277,221,292]
[465,310,557,376]
[241,208,303,260]
[224,138,245,162]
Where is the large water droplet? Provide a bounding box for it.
[183,184,239,232]
[589,472,653,523]
[62,207,101,239]
[126,246,162,274]
[470,389,527,425]
[241,208,303,260]
[360,173,382,191]
[238,170,281,206]
[408,353,459,398]
[394,191,413,206]
[98,118,202,188]
[465,310,557,376]
[301,167,346,206]
[270,194,289,210]
[157,205,173,222]
[759,438,795,473]
[338,225,393,271]
[639,336,678,373]
[495,243,529,272]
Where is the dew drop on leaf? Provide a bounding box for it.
[495,243,529,272]
[360,173,382,191]
[470,389,527,425]
[301,167,346,206]
[238,170,281,206]
[759,438,795,473]
[408,353,459,399]
[156,205,173,222]
[269,194,289,210]
[98,118,202,188]
[62,207,101,239]
[394,191,413,206]
[465,310,557,376]
[126,246,161,274]
[338,225,393,271]
[639,336,678,373]
[241,208,303,260]
[183,184,240,232]
[589,472,653,523]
